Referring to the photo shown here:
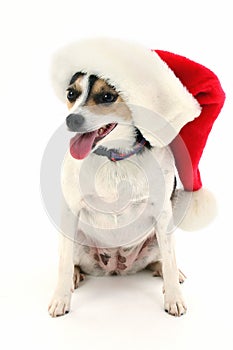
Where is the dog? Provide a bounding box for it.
[48,72,187,317]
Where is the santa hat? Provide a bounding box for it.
[50,38,225,231]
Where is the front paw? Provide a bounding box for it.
[48,292,71,317]
[164,292,187,317]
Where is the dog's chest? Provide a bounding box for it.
[75,155,168,248]
[78,160,155,233]
[93,160,149,202]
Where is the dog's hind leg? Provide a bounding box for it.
[147,261,186,283]
[73,265,85,289]
[147,261,163,277]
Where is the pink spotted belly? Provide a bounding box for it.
[80,233,159,275]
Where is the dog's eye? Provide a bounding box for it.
[67,88,79,102]
[100,93,117,104]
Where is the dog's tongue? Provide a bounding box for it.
[70,130,99,159]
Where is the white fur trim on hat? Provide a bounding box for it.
[51,37,201,147]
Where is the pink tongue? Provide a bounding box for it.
[70,130,99,159]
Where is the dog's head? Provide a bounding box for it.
[65,73,134,160]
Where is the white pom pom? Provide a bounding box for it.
[172,188,218,231]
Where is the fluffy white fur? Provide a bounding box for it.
[173,188,218,231]
[51,37,201,147]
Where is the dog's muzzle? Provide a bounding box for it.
[66,113,84,131]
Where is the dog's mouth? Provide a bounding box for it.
[70,123,117,159]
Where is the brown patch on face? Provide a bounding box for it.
[86,78,132,121]
[86,79,117,106]
[66,74,132,121]
[66,75,85,109]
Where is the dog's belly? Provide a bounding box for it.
[74,190,163,275]
[74,233,161,276]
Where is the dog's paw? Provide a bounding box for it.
[48,293,71,317]
[164,293,187,317]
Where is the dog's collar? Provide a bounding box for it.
[93,129,150,162]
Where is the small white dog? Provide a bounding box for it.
[48,38,222,318]
[48,73,187,317]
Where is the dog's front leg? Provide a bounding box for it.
[48,201,77,317]
[156,203,187,317]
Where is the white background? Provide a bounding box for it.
[0,0,232,349]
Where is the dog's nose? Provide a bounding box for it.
[66,113,84,131]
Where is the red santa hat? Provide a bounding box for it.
[50,38,225,231]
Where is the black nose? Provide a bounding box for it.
[66,113,85,131]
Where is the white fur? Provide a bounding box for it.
[51,37,201,147]
[173,188,218,231]
[74,74,90,105]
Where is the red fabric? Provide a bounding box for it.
[154,50,225,191]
